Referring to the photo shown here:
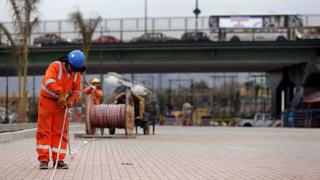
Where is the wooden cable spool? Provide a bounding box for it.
[85,93,134,136]
[85,94,95,135]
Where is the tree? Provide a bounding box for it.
[3,0,39,122]
[69,10,102,121]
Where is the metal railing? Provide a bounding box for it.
[282,109,320,128]
[1,15,320,44]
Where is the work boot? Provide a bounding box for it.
[53,161,68,169]
[39,161,48,170]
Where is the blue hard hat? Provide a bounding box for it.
[67,50,86,71]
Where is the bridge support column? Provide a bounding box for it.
[288,64,305,87]
[283,69,296,111]
[285,85,295,109]
[267,72,283,117]
[268,65,305,117]
[287,64,306,108]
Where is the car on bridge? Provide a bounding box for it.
[71,38,83,44]
[92,35,121,43]
[304,27,320,39]
[131,33,178,43]
[181,31,210,42]
[33,33,71,46]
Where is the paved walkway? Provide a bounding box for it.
[0,126,320,180]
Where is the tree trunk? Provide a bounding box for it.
[81,45,90,122]
[17,56,22,119]
[17,53,25,123]
[21,45,29,123]
[18,30,30,123]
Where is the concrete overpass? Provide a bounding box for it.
[0,40,319,75]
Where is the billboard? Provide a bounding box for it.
[219,16,263,28]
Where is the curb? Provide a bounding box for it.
[0,124,84,143]
[0,123,37,133]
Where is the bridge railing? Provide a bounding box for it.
[0,15,320,45]
[0,16,210,44]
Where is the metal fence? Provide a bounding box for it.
[282,109,320,128]
[1,15,320,44]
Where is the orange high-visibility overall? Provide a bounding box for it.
[84,86,102,105]
[36,60,81,162]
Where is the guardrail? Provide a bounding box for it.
[1,15,320,44]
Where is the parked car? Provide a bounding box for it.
[236,113,281,127]
[92,35,121,43]
[33,33,71,46]
[131,33,178,43]
[181,31,210,42]
[0,107,17,123]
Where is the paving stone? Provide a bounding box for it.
[0,126,319,179]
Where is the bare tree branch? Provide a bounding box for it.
[0,23,16,48]
[69,10,101,47]
[8,0,23,32]
[29,17,39,35]
[88,17,102,38]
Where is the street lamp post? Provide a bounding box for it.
[100,26,103,39]
[144,0,148,34]
[190,79,194,104]
[193,0,201,33]
[4,64,9,124]
[168,79,172,105]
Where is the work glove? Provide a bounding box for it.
[57,93,67,107]
[66,96,76,108]
[91,85,96,91]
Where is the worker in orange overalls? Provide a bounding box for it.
[84,78,103,105]
[84,78,103,134]
[36,50,86,170]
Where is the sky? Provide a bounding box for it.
[0,0,319,21]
